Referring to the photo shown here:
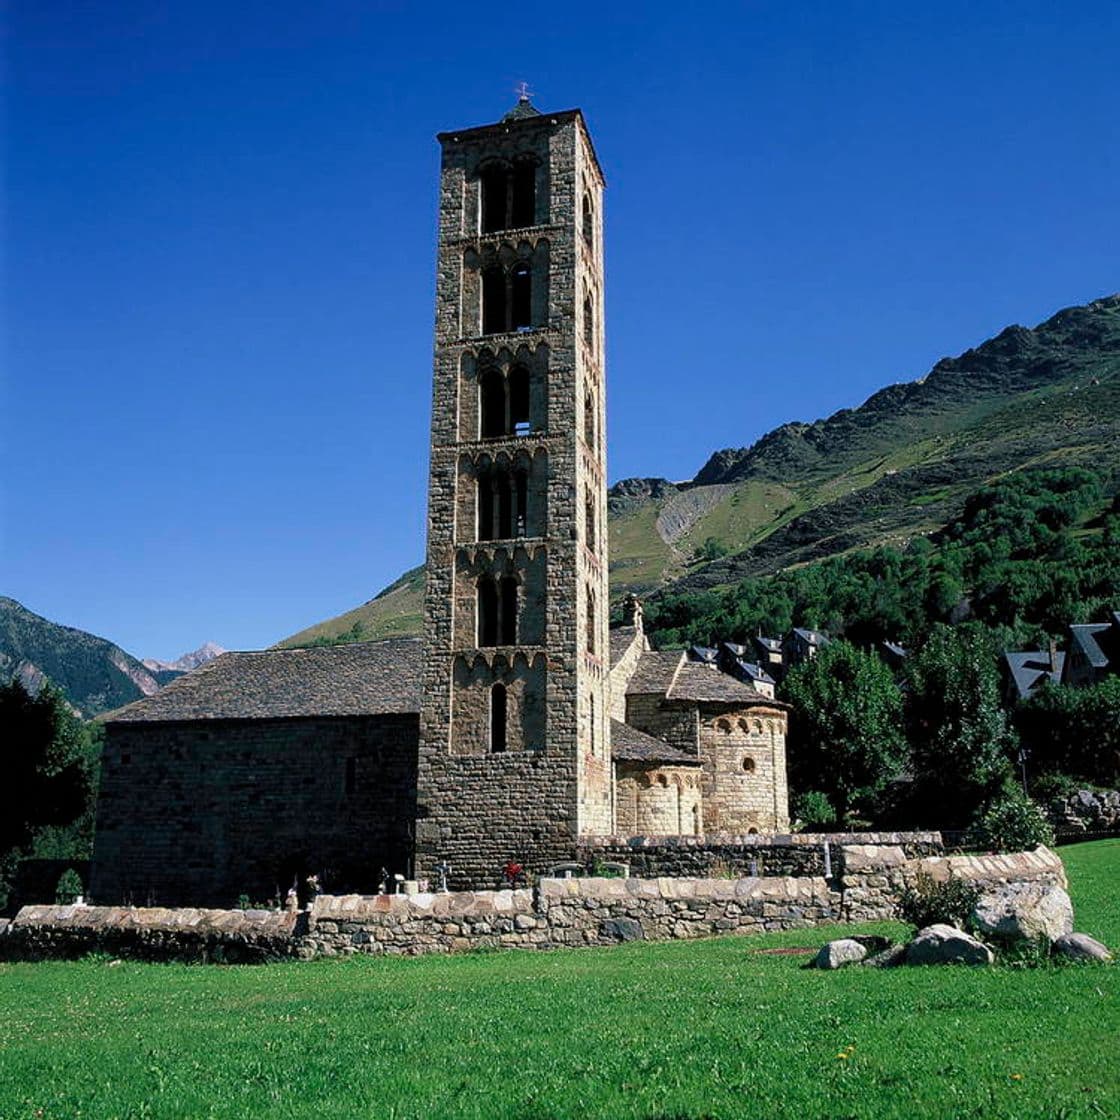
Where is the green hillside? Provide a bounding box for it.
[277,566,426,648]
[277,294,1120,647]
[0,598,161,718]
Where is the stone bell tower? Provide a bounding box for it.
[415,95,610,885]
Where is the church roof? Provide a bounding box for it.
[611,720,701,765]
[667,661,785,707]
[609,624,642,666]
[103,639,422,723]
[625,650,685,695]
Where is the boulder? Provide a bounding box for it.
[863,943,907,968]
[814,938,867,969]
[599,917,644,942]
[906,924,994,966]
[973,882,1073,943]
[1052,933,1113,963]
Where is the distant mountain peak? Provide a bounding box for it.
[142,642,227,673]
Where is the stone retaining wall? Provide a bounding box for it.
[579,831,943,879]
[0,845,1067,963]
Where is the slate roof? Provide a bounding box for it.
[733,659,776,686]
[754,636,782,653]
[611,720,701,765]
[625,650,685,695]
[104,639,422,723]
[1003,650,1065,701]
[667,661,785,706]
[1069,624,1112,669]
[689,645,718,664]
[792,628,829,646]
[610,624,642,667]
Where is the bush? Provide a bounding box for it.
[964,788,1055,853]
[791,790,837,830]
[54,868,83,905]
[895,872,981,933]
[1030,772,1082,804]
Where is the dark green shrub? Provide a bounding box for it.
[1030,772,1081,804]
[895,872,981,932]
[54,868,83,905]
[964,788,1055,853]
[791,790,837,830]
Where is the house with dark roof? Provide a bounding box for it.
[1001,612,1120,704]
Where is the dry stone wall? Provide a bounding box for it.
[3,845,1068,962]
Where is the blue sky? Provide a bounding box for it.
[4,1,1118,660]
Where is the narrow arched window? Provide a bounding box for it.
[514,469,528,536]
[496,470,512,538]
[585,489,596,550]
[480,369,505,438]
[511,161,536,228]
[490,683,507,753]
[589,692,596,756]
[478,578,499,647]
[482,267,506,335]
[586,585,597,654]
[478,472,496,540]
[500,577,518,645]
[583,294,594,352]
[582,192,594,246]
[511,265,532,330]
[509,365,530,435]
[584,390,595,449]
[481,166,509,234]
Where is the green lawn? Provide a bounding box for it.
[2,841,1117,1120]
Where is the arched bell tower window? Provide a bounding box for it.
[509,365,531,435]
[586,585,597,655]
[500,577,518,645]
[482,267,506,335]
[511,161,536,228]
[584,390,595,449]
[511,265,532,331]
[480,159,537,234]
[490,683,508,753]
[480,369,506,438]
[478,578,499,646]
[477,464,529,540]
[477,574,518,645]
[582,192,594,247]
[583,294,595,352]
[481,165,509,234]
[585,489,596,550]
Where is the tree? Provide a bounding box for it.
[0,680,91,863]
[1016,676,1120,786]
[782,640,907,821]
[905,624,1015,827]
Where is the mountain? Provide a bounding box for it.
[0,597,162,717]
[142,642,226,674]
[276,294,1120,646]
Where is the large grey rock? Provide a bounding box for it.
[863,943,907,968]
[906,924,994,966]
[599,917,644,942]
[973,882,1073,943]
[1052,933,1113,962]
[814,938,867,969]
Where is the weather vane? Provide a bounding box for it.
[514,80,533,102]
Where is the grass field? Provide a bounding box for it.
[2,841,1117,1120]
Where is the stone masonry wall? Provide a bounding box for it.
[91,715,418,908]
[579,831,944,879]
[7,845,1068,962]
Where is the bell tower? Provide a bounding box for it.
[415,96,610,885]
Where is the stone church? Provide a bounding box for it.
[91,98,789,906]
